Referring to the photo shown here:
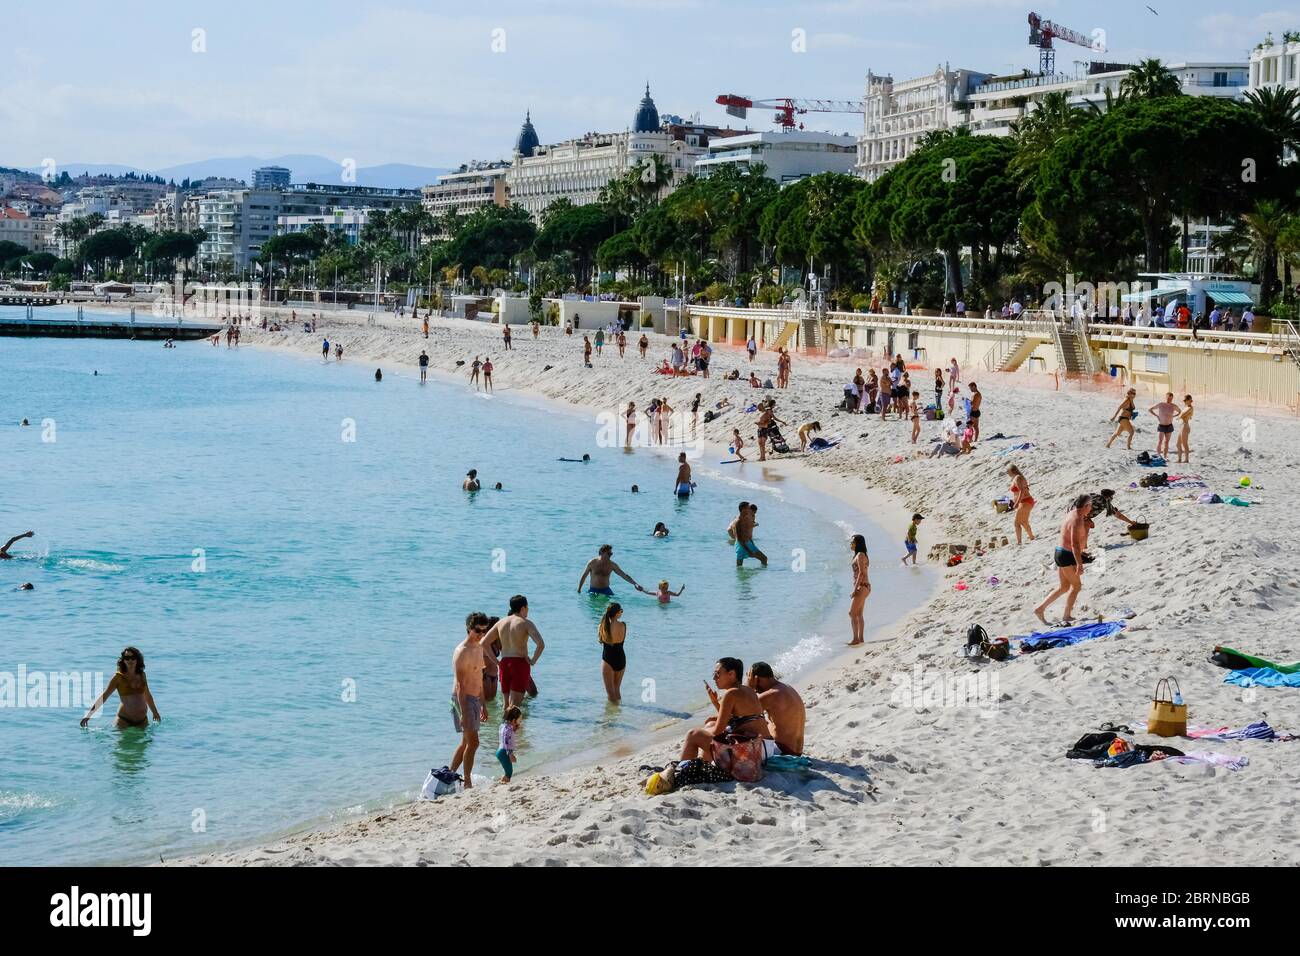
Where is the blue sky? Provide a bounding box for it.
[2,0,1295,171]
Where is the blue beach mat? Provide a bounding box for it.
[1018,620,1126,653]
[1223,668,1300,689]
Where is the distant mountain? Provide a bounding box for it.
[15,154,447,189]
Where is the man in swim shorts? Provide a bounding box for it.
[735,503,767,567]
[748,662,805,757]
[1149,392,1179,458]
[450,611,491,787]
[577,544,643,596]
[680,657,770,760]
[484,595,544,709]
[967,383,982,442]
[674,452,693,497]
[1034,494,1090,626]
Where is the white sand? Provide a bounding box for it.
[175,308,1300,866]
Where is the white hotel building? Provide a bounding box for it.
[505,86,713,220]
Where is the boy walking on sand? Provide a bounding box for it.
[902,513,923,565]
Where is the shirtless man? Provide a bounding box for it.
[674,452,693,497]
[0,530,34,559]
[680,657,770,760]
[1149,392,1179,458]
[967,382,983,442]
[735,502,768,567]
[748,662,805,757]
[1034,494,1090,626]
[450,612,491,787]
[462,469,481,491]
[484,595,544,709]
[577,544,642,596]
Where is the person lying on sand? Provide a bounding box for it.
[748,662,805,757]
[679,657,770,760]
[0,530,34,559]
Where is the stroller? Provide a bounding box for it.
[763,423,792,455]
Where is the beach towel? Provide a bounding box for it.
[1223,667,1300,689]
[1018,620,1126,653]
[763,754,812,772]
[1167,752,1250,771]
[994,442,1035,457]
[1183,721,1281,742]
[1213,647,1300,673]
[1225,496,1252,507]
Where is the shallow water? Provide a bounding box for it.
[0,310,916,864]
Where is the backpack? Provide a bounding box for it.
[420,766,462,799]
[965,624,989,655]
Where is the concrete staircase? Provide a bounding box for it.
[800,316,823,351]
[994,335,1037,372]
[1056,327,1092,373]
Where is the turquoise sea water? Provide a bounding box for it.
[0,308,914,865]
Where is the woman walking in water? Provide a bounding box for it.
[624,401,637,447]
[1006,464,1036,545]
[1175,394,1194,464]
[848,534,870,646]
[598,603,628,703]
[1105,388,1138,449]
[80,646,161,728]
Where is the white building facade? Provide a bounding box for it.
[694,130,858,183]
[856,65,991,181]
[505,87,713,220]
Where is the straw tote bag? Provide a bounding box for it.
[1148,677,1187,737]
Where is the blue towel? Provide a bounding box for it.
[764,754,811,772]
[1018,620,1126,652]
[1223,668,1300,689]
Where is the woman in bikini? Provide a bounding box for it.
[638,334,649,359]
[1007,464,1036,545]
[1105,389,1138,449]
[80,646,161,729]
[848,534,871,646]
[1176,394,1194,464]
[598,602,628,704]
[624,401,637,447]
[910,390,922,444]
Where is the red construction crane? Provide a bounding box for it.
[715,94,864,132]
[1027,11,1104,76]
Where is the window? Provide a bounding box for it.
[1145,352,1169,374]
[1213,72,1228,87]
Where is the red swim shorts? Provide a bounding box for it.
[499,657,531,696]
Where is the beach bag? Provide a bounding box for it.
[711,734,765,783]
[420,766,462,799]
[1147,678,1187,737]
[965,624,989,656]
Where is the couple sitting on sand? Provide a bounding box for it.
[679,658,806,761]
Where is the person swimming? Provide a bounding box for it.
[80,646,161,729]
[641,579,684,604]
[0,530,34,560]
[463,469,481,491]
[652,522,669,537]
[559,454,591,462]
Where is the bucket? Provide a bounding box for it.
[993,499,1012,514]
[1128,522,1149,541]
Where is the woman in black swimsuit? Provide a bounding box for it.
[598,603,628,704]
[80,646,161,729]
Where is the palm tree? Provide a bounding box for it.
[1244,86,1300,160]
[1119,59,1182,101]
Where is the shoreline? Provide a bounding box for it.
[68,303,1300,868]
[170,311,939,863]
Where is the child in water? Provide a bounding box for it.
[496,706,522,783]
[644,580,685,604]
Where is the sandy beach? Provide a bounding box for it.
[172,308,1300,866]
